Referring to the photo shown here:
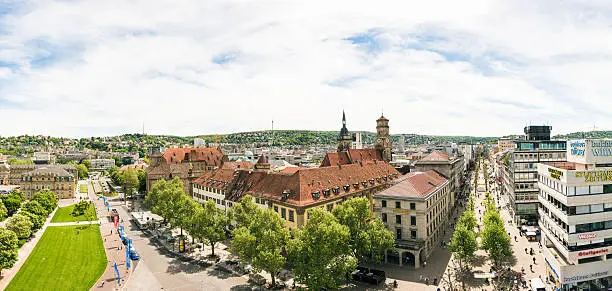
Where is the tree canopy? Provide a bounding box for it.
[190,200,229,256]
[32,190,58,213]
[0,227,18,276]
[6,213,34,239]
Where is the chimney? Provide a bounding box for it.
[337,162,341,169]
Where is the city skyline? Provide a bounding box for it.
[2,1,612,137]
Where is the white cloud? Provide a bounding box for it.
[1,0,612,137]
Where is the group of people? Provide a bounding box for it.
[418,275,438,285]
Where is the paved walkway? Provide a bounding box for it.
[0,207,58,290]
[88,181,132,291]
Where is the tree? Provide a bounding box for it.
[137,169,147,193]
[31,190,58,213]
[108,166,123,186]
[81,159,92,170]
[1,196,21,217]
[8,190,26,203]
[0,227,18,276]
[192,200,230,256]
[457,210,478,233]
[7,158,33,165]
[0,200,7,220]
[21,211,44,231]
[72,200,90,216]
[331,197,394,262]
[22,200,48,218]
[449,224,478,269]
[481,209,513,268]
[146,178,187,226]
[123,168,139,198]
[230,202,289,287]
[6,213,33,239]
[75,163,88,179]
[287,208,357,290]
[228,194,260,229]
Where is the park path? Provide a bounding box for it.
[87,180,132,291]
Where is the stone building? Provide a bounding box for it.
[193,154,400,229]
[373,170,451,268]
[20,166,76,199]
[0,163,9,185]
[146,147,226,195]
[8,164,77,185]
[414,150,464,202]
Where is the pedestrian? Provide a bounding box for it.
[419,275,423,281]
[514,236,517,242]
[423,261,427,268]
[525,248,528,254]
[530,264,533,272]
[425,277,429,285]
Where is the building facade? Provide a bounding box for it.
[20,167,75,199]
[501,126,566,225]
[414,150,464,202]
[538,139,612,291]
[8,164,77,185]
[147,147,226,195]
[374,170,451,268]
[90,159,116,171]
[0,163,9,185]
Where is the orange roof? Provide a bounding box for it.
[221,161,253,170]
[419,150,450,162]
[163,148,223,166]
[194,168,237,191]
[320,149,382,167]
[252,161,400,207]
[375,170,448,199]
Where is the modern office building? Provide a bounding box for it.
[501,126,566,225]
[373,170,451,268]
[538,139,612,291]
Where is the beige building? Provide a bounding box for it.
[8,164,78,185]
[374,170,451,268]
[0,163,9,185]
[414,150,464,200]
[497,138,516,152]
[20,167,76,199]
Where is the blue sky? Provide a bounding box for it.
[1,0,612,138]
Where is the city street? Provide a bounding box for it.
[437,159,547,290]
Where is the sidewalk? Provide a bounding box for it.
[89,182,131,291]
[0,207,58,290]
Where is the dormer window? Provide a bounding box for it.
[353,183,359,189]
[383,176,388,181]
[369,179,375,185]
[312,191,320,199]
[282,190,290,200]
[377,178,382,183]
[361,181,367,187]
[344,185,350,192]
[323,189,331,196]
[333,187,340,194]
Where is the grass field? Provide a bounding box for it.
[51,204,98,223]
[6,225,107,291]
[79,184,88,193]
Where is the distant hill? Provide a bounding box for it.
[554,131,612,140]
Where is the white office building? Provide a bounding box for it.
[538,139,612,291]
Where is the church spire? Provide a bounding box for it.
[342,110,346,126]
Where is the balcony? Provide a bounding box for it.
[395,239,425,251]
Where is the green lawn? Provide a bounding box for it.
[51,204,98,223]
[6,225,107,291]
[79,184,88,193]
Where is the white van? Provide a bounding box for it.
[530,278,546,291]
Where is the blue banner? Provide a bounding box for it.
[114,263,121,285]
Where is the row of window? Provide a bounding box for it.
[273,206,296,222]
[540,175,612,196]
[540,189,612,216]
[381,200,416,210]
[381,213,417,226]
[395,228,417,240]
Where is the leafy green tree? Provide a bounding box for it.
[81,159,92,170]
[6,213,33,239]
[21,211,44,231]
[331,197,394,262]
[288,208,357,290]
[481,210,513,268]
[227,194,260,229]
[108,166,123,186]
[31,190,58,213]
[137,169,147,193]
[1,196,21,217]
[75,163,88,179]
[146,178,187,226]
[7,158,33,165]
[191,200,229,256]
[458,210,478,233]
[8,190,26,203]
[230,202,289,287]
[22,200,48,218]
[0,200,7,220]
[449,224,478,269]
[0,227,18,276]
[123,168,139,198]
[72,200,90,216]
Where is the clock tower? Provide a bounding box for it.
[337,111,352,152]
[375,115,392,162]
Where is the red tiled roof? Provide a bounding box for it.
[419,150,450,162]
[375,170,448,199]
[194,168,237,190]
[252,161,400,207]
[279,167,300,174]
[119,163,148,172]
[221,161,253,170]
[320,149,382,167]
[163,148,223,166]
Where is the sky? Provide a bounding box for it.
[1,0,612,138]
